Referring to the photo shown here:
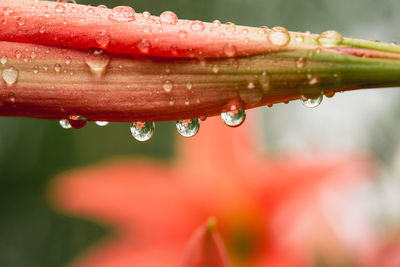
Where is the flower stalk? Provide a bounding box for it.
[1,0,400,122]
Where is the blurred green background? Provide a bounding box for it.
[1,0,400,266]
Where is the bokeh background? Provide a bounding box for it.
[1,0,400,266]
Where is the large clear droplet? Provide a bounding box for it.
[130,122,155,142]
[2,67,19,85]
[221,109,246,127]
[318,30,343,46]
[159,11,178,25]
[68,115,87,129]
[301,94,323,108]
[95,121,109,126]
[109,6,135,22]
[59,119,71,129]
[176,119,200,137]
[267,26,290,47]
[85,48,110,74]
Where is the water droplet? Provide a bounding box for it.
[308,76,320,85]
[301,94,323,108]
[225,22,236,32]
[258,71,270,91]
[55,4,66,13]
[15,50,22,59]
[212,20,221,27]
[2,67,18,85]
[267,26,290,47]
[212,65,219,73]
[0,56,7,65]
[324,90,335,98]
[64,56,72,65]
[258,26,269,35]
[59,119,72,129]
[240,81,263,104]
[190,20,205,32]
[296,57,305,68]
[54,63,61,73]
[186,82,192,90]
[162,80,173,93]
[176,119,200,137]
[16,17,25,26]
[130,122,155,142]
[136,39,151,54]
[43,64,49,71]
[95,30,110,48]
[68,115,87,129]
[160,11,178,25]
[318,30,343,46]
[199,116,207,121]
[33,66,39,74]
[179,30,187,38]
[97,4,107,9]
[295,35,304,43]
[85,48,110,74]
[39,25,45,34]
[223,43,236,57]
[142,11,151,19]
[109,6,135,22]
[221,108,246,127]
[95,121,109,126]
[142,26,151,34]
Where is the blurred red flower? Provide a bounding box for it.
[50,111,373,267]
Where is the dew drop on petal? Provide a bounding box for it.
[212,20,221,27]
[85,48,110,74]
[95,121,109,126]
[39,26,46,34]
[16,17,25,26]
[267,26,290,47]
[176,119,200,137]
[130,122,155,142]
[54,63,61,73]
[212,65,219,73]
[2,67,19,85]
[179,30,187,38]
[0,56,7,65]
[3,7,14,16]
[223,43,236,57]
[186,82,192,90]
[301,94,323,108]
[324,90,335,98]
[59,119,71,129]
[109,6,135,22]
[160,11,178,25]
[296,57,305,68]
[162,80,173,93]
[64,56,72,65]
[68,115,87,129]
[190,20,205,32]
[136,39,151,54]
[95,30,111,48]
[318,30,343,46]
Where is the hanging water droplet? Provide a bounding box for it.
[130,122,155,142]
[54,63,61,73]
[59,119,72,129]
[136,39,151,54]
[199,116,207,121]
[109,6,135,22]
[267,26,290,47]
[159,11,178,25]
[95,121,109,126]
[301,94,323,108]
[190,20,205,32]
[95,30,111,48]
[55,4,66,13]
[85,48,110,74]
[162,80,173,93]
[221,108,246,127]
[223,43,236,57]
[318,30,343,46]
[0,56,7,65]
[176,119,200,137]
[324,90,335,98]
[2,67,19,85]
[68,115,87,129]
